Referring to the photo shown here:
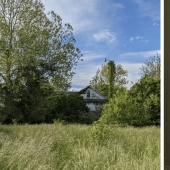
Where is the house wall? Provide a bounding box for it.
[86,102,104,112]
[80,88,107,112]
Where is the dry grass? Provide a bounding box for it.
[0,123,160,170]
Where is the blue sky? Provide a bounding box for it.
[41,0,160,90]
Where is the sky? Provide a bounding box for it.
[41,0,160,91]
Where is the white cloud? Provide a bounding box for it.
[81,52,106,62]
[70,51,106,90]
[129,36,148,43]
[129,37,134,42]
[117,50,160,89]
[119,50,160,58]
[153,22,159,26]
[131,0,160,20]
[72,64,100,85]
[71,61,143,90]
[136,36,143,40]
[41,0,98,33]
[93,29,117,43]
[71,50,160,90]
[121,62,143,88]
[71,51,146,90]
[121,62,142,73]
[41,0,125,33]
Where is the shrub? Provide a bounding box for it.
[46,93,90,124]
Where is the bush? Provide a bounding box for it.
[129,76,160,126]
[96,76,160,127]
[45,93,91,124]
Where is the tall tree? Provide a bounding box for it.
[108,61,115,99]
[95,55,160,127]
[128,54,160,126]
[140,53,160,78]
[0,0,82,123]
[90,62,128,98]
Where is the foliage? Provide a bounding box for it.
[97,76,160,127]
[46,93,90,124]
[0,0,82,123]
[91,120,111,144]
[140,54,160,78]
[96,88,137,126]
[78,111,97,124]
[94,55,160,127]
[129,76,160,126]
[90,62,128,98]
[108,61,116,98]
[53,118,67,125]
[130,54,160,126]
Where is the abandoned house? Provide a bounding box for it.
[59,86,108,112]
[78,86,108,112]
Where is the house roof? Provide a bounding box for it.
[78,86,108,101]
[57,86,108,103]
[78,86,91,94]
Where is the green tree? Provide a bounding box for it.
[128,55,160,126]
[108,61,116,99]
[95,75,160,127]
[0,0,82,123]
[129,76,160,126]
[94,55,160,127]
[140,53,160,78]
[90,61,128,98]
[45,93,90,124]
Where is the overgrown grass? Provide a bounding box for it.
[0,123,160,170]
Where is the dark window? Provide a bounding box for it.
[87,90,90,97]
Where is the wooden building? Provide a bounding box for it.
[78,86,108,112]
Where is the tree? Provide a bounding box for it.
[45,93,90,124]
[0,0,82,123]
[127,55,160,126]
[94,55,160,127]
[108,61,116,99]
[129,75,160,126]
[90,62,128,98]
[140,53,160,78]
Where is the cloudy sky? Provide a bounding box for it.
[41,0,160,91]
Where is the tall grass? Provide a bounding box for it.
[0,123,160,170]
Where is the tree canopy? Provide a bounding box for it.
[0,0,82,91]
[93,55,160,127]
[90,61,128,98]
[140,54,160,79]
[0,0,83,123]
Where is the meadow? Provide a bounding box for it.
[0,123,160,170]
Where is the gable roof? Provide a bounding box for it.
[78,86,108,101]
[78,86,91,94]
[56,86,108,103]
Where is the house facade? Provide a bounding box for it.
[78,86,108,112]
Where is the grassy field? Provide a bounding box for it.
[0,123,160,170]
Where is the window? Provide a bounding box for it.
[87,90,90,97]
